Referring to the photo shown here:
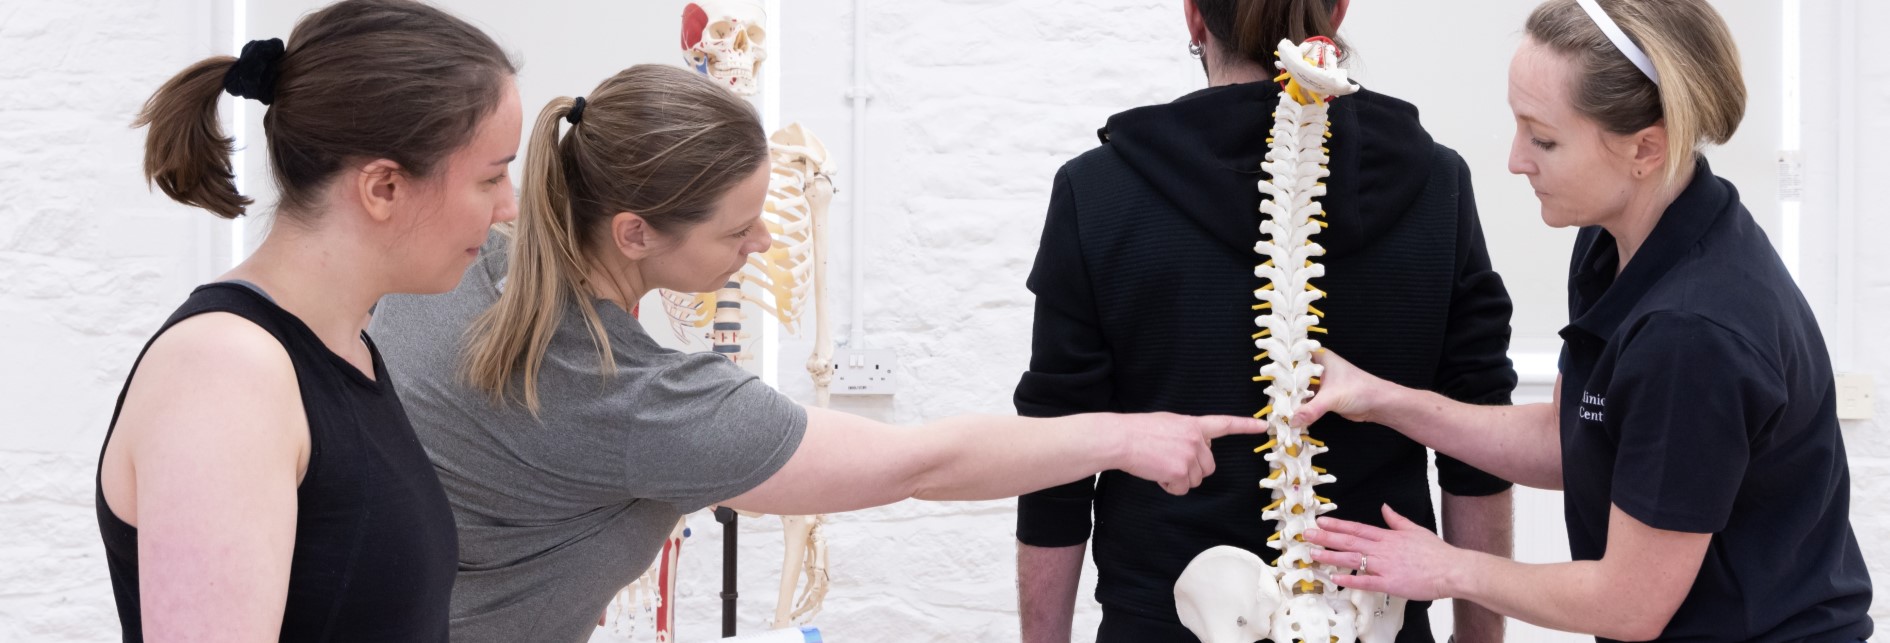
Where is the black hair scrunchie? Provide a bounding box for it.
[566,96,587,125]
[223,38,285,105]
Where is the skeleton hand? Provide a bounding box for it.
[1100,413,1268,495]
[1305,506,1464,602]
[1293,349,1393,427]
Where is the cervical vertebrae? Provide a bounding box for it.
[1173,38,1406,643]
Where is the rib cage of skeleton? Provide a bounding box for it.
[655,123,828,354]
[1172,38,1407,643]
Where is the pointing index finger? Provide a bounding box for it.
[1201,415,1269,439]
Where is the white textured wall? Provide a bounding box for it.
[2,1,1882,642]
[1819,0,1890,630]
[0,0,227,641]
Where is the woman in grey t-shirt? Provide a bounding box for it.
[370,64,1263,643]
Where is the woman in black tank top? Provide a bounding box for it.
[97,1,519,640]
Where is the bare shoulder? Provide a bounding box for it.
[115,312,307,467]
[135,312,299,401]
[103,312,309,526]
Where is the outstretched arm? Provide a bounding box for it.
[719,407,1265,515]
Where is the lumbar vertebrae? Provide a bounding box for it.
[1173,37,1406,643]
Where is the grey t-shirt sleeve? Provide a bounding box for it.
[620,352,806,514]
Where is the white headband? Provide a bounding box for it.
[1576,0,1661,86]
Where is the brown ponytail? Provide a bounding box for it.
[132,0,515,220]
[133,57,247,219]
[464,65,769,413]
[1197,0,1344,66]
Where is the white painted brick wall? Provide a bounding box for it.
[3,1,1883,642]
[0,0,225,641]
[1842,1,1890,630]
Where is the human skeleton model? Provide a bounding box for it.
[654,123,835,404]
[605,125,838,639]
[750,124,837,628]
[1172,38,1407,643]
[681,0,767,96]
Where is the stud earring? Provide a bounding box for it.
[1188,41,1204,58]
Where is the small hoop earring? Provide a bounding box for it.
[1188,41,1204,58]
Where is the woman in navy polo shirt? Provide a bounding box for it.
[1292,0,1873,641]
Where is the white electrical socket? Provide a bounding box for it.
[1836,373,1875,421]
[832,348,898,396]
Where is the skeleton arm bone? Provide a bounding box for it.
[718,407,1265,516]
[1296,352,1564,489]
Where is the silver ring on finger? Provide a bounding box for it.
[1358,553,1370,575]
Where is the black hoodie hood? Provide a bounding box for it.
[1099,81,1436,258]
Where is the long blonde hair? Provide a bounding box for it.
[463,65,768,412]
[1526,0,1746,182]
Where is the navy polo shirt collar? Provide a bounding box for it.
[1560,158,1732,342]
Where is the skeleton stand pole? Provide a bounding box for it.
[715,506,739,637]
[703,278,749,637]
[713,291,745,637]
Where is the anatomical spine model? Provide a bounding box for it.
[1172,38,1406,643]
[681,0,767,96]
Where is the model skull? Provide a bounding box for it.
[682,1,768,96]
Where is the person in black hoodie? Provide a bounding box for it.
[1013,1,1519,642]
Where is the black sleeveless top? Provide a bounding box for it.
[95,283,457,642]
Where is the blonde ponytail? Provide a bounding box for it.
[464,97,613,413]
[462,65,769,414]
[1633,1,1745,181]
